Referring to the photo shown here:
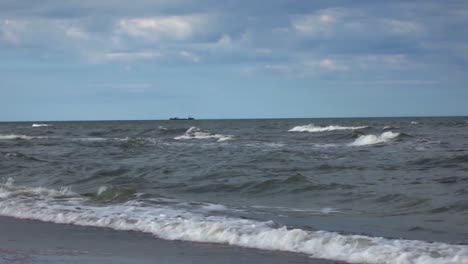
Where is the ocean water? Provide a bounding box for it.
[1,117,468,264]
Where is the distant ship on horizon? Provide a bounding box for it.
[169,116,195,120]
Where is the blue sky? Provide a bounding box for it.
[1,0,468,121]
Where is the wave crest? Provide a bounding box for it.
[0,183,467,264]
[349,131,401,146]
[174,127,234,142]
[32,123,52,127]
[0,134,45,140]
[289,124,368,133]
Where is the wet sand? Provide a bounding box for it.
[0,216,346,264]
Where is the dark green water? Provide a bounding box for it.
[1,117,468,264]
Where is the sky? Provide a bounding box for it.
[1,0,468,121]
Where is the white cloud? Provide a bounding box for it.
[0,19,28,44]
[319,58,339,70]
[65,26,89,41]
[356,54,413,69]
[216,34,233,47]
[180,51,200,62]
[258,57,348,77]
[100,51,162,61]
[264,64,292,73]
[385,19,424,35]
[292,9,345,36]
[117,15,208,41]
[304,58,348,71]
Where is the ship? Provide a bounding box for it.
[169,116,195,120]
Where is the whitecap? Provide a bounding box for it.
[250,205,341,214]
[73,137,108,142]
[0,181,74,199]
[174,127,234,142]
[349,131,401,146]
[200,203,228,211]
[97,186,108,196]
[313,143,340,149]
[0,183,467,264]
[0,134,44,140]
[32,123,52,128]
[289,124,368,133]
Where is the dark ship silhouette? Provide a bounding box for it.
[169,116,195,120]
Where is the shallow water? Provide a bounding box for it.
[1,117,468,264]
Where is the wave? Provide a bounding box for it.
[174,127,234,142]
[0,178,74,199]
[1,152,45,162]
[349,131,401,146]
[0,182,467,264]
[0,134,46,140]
[289,124,368,133]
[93,186,137,203]
[408,154,468,169]
[73,136,151,142]
[32,123,52,127]
[73,137,109,142]
[250,205,340,214]
[382,126,400,130]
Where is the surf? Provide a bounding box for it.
[289,124,368,133]
[349,131,401,146]
[174,127,234,142]
[1,181,467,264]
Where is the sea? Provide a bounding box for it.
[1,117,468,264]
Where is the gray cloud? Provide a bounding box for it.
[1,0,467,81]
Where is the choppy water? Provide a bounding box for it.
[1,117,468,264]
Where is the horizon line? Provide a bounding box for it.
[1,114,467,123]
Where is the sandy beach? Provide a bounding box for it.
[0,216,346,264]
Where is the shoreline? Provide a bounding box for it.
[0,216,347,264]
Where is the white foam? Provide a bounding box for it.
[0,182,74,199]
[411,121,419,125]
[289,124,368,133]
[97,186,108,196]
[73,137,108,142]
[313,143,340,149]
[251,205,340,214]
[349,131,401,146]
[1,183,467,264]
[0,134,44,140]
[175,127,234,142]
[200,203,228,211]
[32,123,52,127]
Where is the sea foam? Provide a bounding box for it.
[349,131,400,146]
[32,123,52,127]
[1,182,467,264]
[289,124,368,133]
[175,127,233,142]
[0,134,43,140]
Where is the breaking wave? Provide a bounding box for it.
[174,127,234,142]
[0,134,45,140]
[349,131,401,146]
[73,137,109,142]
[289,124,368,133]
[32,123,52,127]
[72,137,160,145]
[0,181,467,264]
